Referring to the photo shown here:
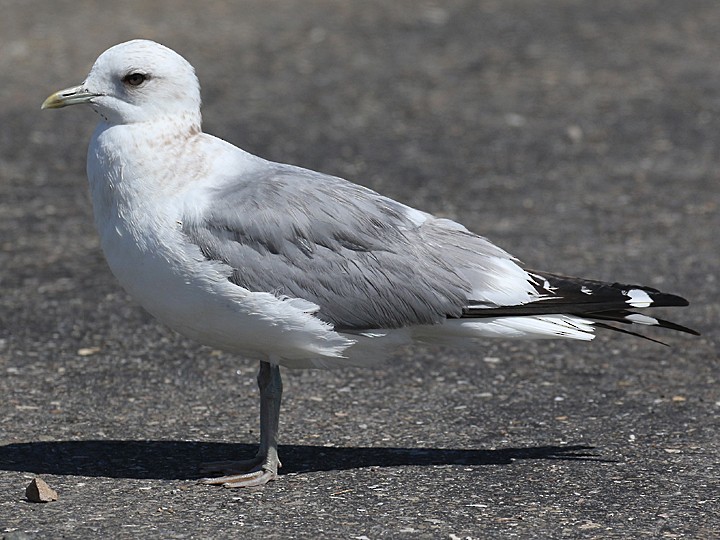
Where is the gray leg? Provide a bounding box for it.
[200,360,283,488]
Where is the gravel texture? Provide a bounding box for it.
[1,1,718,538]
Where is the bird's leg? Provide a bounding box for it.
[200,360,283,487]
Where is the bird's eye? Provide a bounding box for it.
[123,73,147,87]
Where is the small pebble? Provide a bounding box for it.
[25,477,58,503]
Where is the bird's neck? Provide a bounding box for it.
[92,112,205,183]
[87,114,208,227]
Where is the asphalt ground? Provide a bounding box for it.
[0,1,718,538]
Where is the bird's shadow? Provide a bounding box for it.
[0,440,609,480]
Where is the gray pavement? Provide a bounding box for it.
[1,0,718,538]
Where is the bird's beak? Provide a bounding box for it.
[41,84,98,110]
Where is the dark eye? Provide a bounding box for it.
[123,73,147,87]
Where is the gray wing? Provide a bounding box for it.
[182,164,515,330]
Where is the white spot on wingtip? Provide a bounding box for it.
[625,313,659,325]
[626,289,653,308]
[580,286,592,295]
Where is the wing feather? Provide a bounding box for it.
[181,164,532,330]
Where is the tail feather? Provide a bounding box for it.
[461,270,698,340]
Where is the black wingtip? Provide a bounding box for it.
[656,318,701,336]
[471,270,699,341]
[590,312,701,337]
[592,322,672,346]
[622,287,690,308]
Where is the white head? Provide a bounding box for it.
[42,39,202,127]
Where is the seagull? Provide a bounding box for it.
[42,39,697,488]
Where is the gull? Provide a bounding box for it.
[42,39,697,488]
